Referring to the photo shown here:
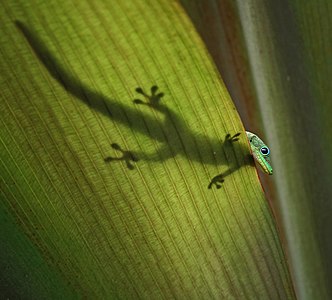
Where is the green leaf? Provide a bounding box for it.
[0,0,294,298]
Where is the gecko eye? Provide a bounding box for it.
[260,146,270,156]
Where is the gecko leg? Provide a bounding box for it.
[133,85,164,108]
[208,175,224,189]
[208,132,241,189]
[224,132,241,146]
[104,143,139,170]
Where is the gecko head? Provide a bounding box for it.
[246,131,273,175]
[253,146,273,175]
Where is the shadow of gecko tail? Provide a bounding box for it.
[14,20,166,143]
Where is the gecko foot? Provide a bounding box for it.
[133,85,164,107]
[208,174,225,189]
[224,132,241,145]
[104,143,139,170]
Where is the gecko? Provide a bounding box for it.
[246,131,273,175]
[16,21,272,189]
[208,131,272,189]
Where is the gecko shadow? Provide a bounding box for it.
[15,21,254,189]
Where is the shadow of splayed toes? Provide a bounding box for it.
[133,85,164,107]
[104,143,139,170]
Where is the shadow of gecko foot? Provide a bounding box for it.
[104,143,139,170]
[208,175,224,189]
[208,132,241,189]
[133,85,164,107]
[224,132,241,146]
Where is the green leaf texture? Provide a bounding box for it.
[0,0,294,298]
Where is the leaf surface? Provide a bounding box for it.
[0,0,294,298]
